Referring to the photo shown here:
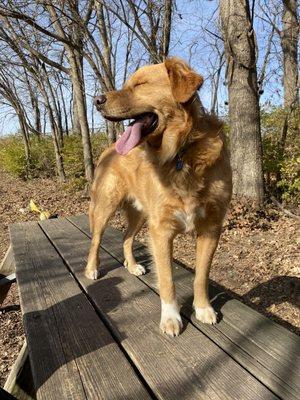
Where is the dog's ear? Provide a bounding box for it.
[165,57,203,103]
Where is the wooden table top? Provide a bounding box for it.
[9,215,300,399]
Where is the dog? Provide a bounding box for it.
[86,57,232,337]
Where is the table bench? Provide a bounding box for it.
[9,215,300,399]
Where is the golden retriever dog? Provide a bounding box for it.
[86,57,232,337]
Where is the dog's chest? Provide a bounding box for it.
[174,200,205,233]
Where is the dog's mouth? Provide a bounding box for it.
[112,112,158,155]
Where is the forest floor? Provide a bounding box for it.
[0,169,299,386]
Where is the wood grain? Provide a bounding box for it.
[42,217,279,400]
[69,213,300,400]
[10,221,151,400]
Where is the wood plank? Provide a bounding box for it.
[0,246,15,305]
[0,387,18,400]
[0,245,15,277]
[69,213,300,400]
[9,221,151,400]
[41,217,279,400]
[0,273,16,305]
[4,340,35,400]
[0,273,16,285]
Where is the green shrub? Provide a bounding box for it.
[63,176,87,192]
[277,156,300,203]
[0,132,108,183]
[0,135,55,179]
[0,136,28,178]
[30,136,56,178]
[61,133,108,191]
[261,106,299,204]
[62,133,108,179]
[91,132,109,162]
[62,135,85,178]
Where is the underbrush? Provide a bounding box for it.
[262,106,299,205]
[0,135,55,179]
[0,133,108,189]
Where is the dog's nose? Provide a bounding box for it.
[94,95,107,106]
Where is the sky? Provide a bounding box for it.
[0,0,286,136]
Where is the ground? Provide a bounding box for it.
[0,169,299,386]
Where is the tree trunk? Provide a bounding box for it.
[46,3,93,181]
[96,2,117,143]
[29,92,42,137]
[106,120,123,144]
[49,115,66,183]
[33,97,42,136]
[39,81,66,182]
[220,0,264,204]
[281,0,299,109]
[56,96,64,146]
[59,82,69,136]
[43,67,64,148]
[160,0,173,59]
[210,53,224,115]
[42,107,47,134]
[24,70,42,137]
[17,112,30,175]
[107,121,115,144]
[69,52,94,181]
[72,90,82,134]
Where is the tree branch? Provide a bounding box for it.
[0,7,77,46]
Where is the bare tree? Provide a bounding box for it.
[95,1,122,142]
[281,0,299,109]
[24,69,42,137]
[258,0,299,108]
[44,1,94,181]
[55,72,70,137]
[38,70,66,182]
[210,50,225,115]
[0,18,67,181]
[0,72,31,169]
[220,0,264,204]
[103,0,173,63]
[257,0,299,193]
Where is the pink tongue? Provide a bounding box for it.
[115,121,143,155]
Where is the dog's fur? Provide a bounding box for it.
[86,58,232,336]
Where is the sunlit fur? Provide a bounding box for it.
[86,58,232,336]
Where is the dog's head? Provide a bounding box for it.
[94,57,203,161]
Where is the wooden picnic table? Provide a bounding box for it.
[9,215,300,400]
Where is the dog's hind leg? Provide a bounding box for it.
[149,225,182,337]
[193,226,222,324]
[85,176,124,280]
[123,203,146,276]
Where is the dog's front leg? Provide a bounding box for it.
[85,205,110,280]
[193,228,221,324]
[85,179,124,280]
[149,225,182,337]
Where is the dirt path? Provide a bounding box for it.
[0,170,299,386]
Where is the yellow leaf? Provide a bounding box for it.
[39,211,50,220]
[29,200,40,213]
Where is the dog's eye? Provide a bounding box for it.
[135,81,147,87]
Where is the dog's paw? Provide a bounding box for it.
[160,301,183,337]
[124,261,146,276]
[129,264,146,276]
[195,306,217,324]
[160,317,183,337]
[85,268,99,280]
